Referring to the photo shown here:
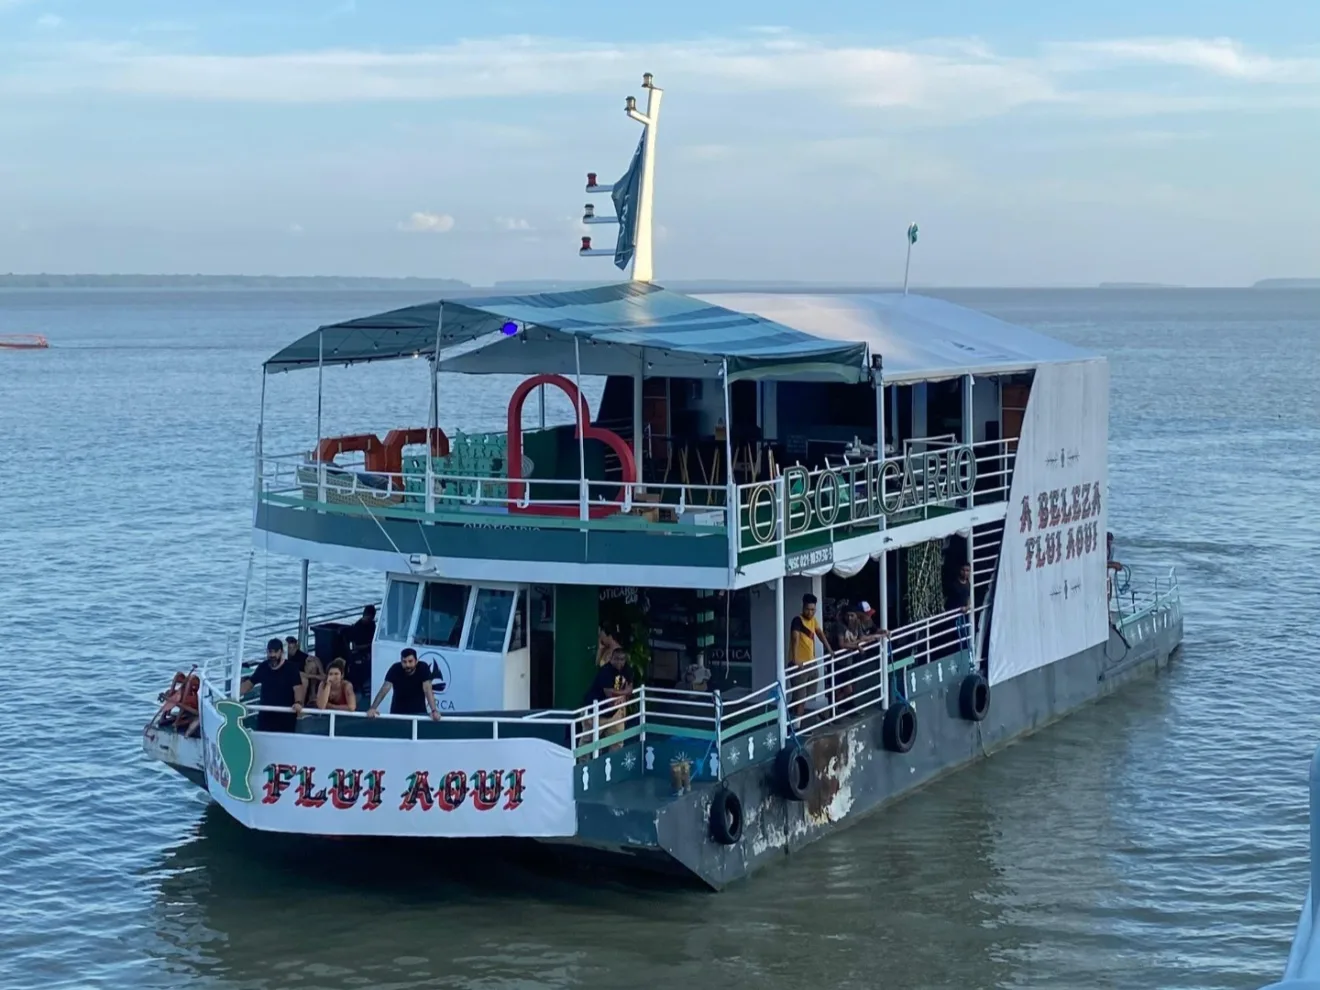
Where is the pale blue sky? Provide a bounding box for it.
[1,0,1317,285]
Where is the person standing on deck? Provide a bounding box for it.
[366,648,441,721]
[240,638,306,733]
[789,594,831,721]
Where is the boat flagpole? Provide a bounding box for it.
[428,307,443,514]
[578,73,662,283]
[903,222,919,295]
[316,329,326,501]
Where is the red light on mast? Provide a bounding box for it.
[587,172,597,187]
[581,236,592,250]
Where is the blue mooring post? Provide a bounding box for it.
[1257,744,1320,989]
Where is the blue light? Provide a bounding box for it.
[501,321,518,336]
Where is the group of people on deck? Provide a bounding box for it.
[240,604,443,732]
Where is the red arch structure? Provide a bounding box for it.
[506,374,637,518]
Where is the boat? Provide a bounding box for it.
[0,334,48,350]
[142,73,1185,890]
[1256,747,1320,989]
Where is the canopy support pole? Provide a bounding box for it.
[255,371,267,522]
[428,309,443,514]
[316,330,326,502]
[231,551,256,700]
[574,336,588,522]
[775,575,787,747]
[722,360,736,581]
[962,373,974,508]
[874,358,889,709]
[633,350,645,491]
[298,559,309,645]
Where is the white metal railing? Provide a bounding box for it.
[259,451,730,532]
[205,602,375,692]
[1111,565,1180,625]
[786,607,972,735]
[737,437,1019,551]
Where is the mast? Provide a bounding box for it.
[578,73,663,283]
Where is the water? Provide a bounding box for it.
[1,287,1318,990]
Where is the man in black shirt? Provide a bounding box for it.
[367,648,441,720]
[584,649,634,752]
[948,563,972,613]
[240,638,306,733]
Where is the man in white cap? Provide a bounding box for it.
[854,601,886,644]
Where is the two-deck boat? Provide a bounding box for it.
[142,74,1185,889]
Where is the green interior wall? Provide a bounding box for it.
[553,584,600,709]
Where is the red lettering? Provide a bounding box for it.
[503,769,527,811]
[295,766,328,808]
[1071,485,1082,522]
[1036,535,1046,569]
[1066,527,1076,559]
[438,771,468,811]
[1019,496,1033,533]
[1036,492,1049,530]
[1092,482,1101,517]
[262,763,296,805]
[1049,489,1061,528]
[400,770,434,811]
[329,769,362,810]
[472,770,503,811]
[361,770,385,811]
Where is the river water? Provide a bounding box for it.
[1,287,1318,990]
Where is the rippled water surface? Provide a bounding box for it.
[2,287,1318,990]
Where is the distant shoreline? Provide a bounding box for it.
[1,274,1316,290]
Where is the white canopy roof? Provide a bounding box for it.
[695,291,1097,383]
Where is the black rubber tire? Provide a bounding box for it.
[882,701,918,754]
[775,746,812,802]
[709,789,743,846]
[958,672,990,722]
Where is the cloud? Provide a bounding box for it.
[2,33,1316,119]
[288,222,304,235]
[1053,38,1320,83]
[494,216,533,232]
[34,13,60,29]
[398,211,455,233]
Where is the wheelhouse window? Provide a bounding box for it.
[415,582,471,648]
[382,580,419,640]
[466,588,515,653]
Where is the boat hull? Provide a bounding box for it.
[149,611,1181,889]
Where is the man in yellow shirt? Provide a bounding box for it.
[788,593,832,720]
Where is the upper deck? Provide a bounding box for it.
[252,285,1087,587]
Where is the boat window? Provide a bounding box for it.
[466,588,515,653]
[415,582,471,648]
[508,591,526,651]
[381,580,419,640]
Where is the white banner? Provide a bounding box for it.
[199,696,577,837]
[989,360,1110,684]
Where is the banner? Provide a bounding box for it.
[988,359,1110,684]
[199,696,577,837]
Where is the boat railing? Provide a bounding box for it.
[735,437,1019,555]
[786,606,973,736]
[202,603,376,691]
[258,451,731,533]
[1110,564,1181,627]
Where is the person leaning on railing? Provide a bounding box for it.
[315,658,357,713]
[789,594,832,721]
[582,649,635,752]
[366,647,441,721]
[240,638,306,733]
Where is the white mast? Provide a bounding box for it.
[578,73,663,282]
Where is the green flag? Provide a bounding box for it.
[907,223,919,246]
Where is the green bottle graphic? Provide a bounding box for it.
[214,699,255,802]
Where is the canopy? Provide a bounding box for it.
[696,292,1096,383]
[263,281,868,382]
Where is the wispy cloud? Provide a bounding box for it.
[2,33,1316,119]
[34,13,60,29]
[398,211,455,233]
[494,216,533,231]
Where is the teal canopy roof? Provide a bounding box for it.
[263,281,869,382]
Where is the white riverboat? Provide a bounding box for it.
[143,74,1184,888]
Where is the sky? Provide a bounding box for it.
[0,0,1317,286]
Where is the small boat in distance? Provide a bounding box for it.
[0,334,49,350]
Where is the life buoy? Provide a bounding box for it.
[882,701,918,754]
[709,789,744,845]
[775,745,812,802]
[958,672,990,722]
